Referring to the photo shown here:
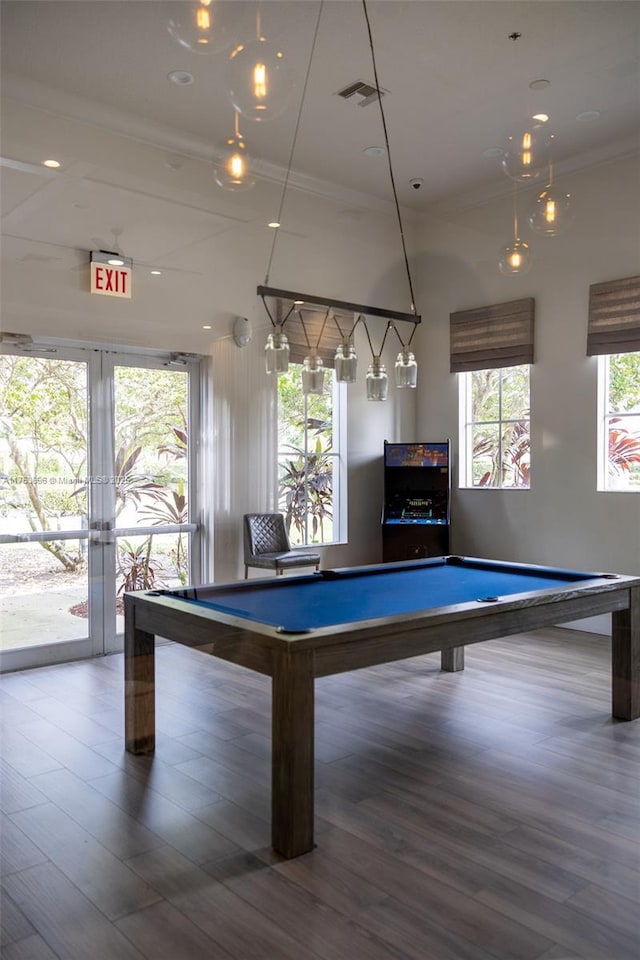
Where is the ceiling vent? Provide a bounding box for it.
[336,79,388,108]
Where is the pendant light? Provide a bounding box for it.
[335,339,358,382]
[501,121,552,182]
[366,358,389,401]
[225,6,293,122]
[213,111,255,191]
[265,325,290,374]
[499,182,532,275]
[301,354,325,395]
[364,320,391,401]
[528,162,572,236]
[300,309,329,396]
[167,1,244,55]
[395,349,418,388]
[334,314,359,383]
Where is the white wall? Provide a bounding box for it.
[413,151,640,628]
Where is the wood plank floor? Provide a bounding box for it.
[1,627,639,960]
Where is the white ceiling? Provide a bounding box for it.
[1,0,639,344]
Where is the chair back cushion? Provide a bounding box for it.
[244,513,290,559]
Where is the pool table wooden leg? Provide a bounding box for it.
[612,585,640,721]
[441,646,465,671]
[271,648,314,858]
[124,598,156,755]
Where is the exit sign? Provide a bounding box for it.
[90,251,132,299]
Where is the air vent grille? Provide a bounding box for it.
[336,79,387,107]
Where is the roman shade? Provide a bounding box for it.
[587,275,640,356]
[450,297,535,373]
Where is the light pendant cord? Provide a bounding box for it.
[264,1,325,285]
[363,318,392,357]
[361,0,417,317]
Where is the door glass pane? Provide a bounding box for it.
[113,366,190,617]
[0,356,89,651]
[1,541,89,650]
[113,366,189,529]
[115,531,190,629]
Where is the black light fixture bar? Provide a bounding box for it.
[257,285,421,325]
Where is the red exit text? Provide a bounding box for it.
[90,262,132,299]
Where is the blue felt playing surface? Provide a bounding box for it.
[180,561,594,633]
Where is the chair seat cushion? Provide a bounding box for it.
[251,551,320,569]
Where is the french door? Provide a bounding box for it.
[0,343,204,672]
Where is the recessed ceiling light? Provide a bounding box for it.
[532,113,549,122]
[202,324,212,330]
[167,70,194,85]
[150,270,162,275]
[268,221,280,229]
[529,79,550,91]
[363,146,385,158]
[43,159,61,168]
[576,110,601,123]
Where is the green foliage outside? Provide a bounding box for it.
[0,356,88,569]
[277,366,335,544]
[0,356,190,585]
[607,352,640,488]
[609,353,640,413]
[469,366,531,487]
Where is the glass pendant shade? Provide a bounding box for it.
[226,38,293,122]
[301,354,325,395]
[501,124,551,182]
[528,186,572,236]
[366,357,388,401]
[213,127,255,191]
[265,330,289,374]
[395,349,418,388]
[334,339,357,382]
[167,1,244,55]
[498,238,532,275]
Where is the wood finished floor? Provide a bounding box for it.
[1,628,639,960]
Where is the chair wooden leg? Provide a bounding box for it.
[244,565,248,579]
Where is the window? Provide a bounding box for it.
[599,351,640,491]
[459,365,531,488]
[277,365,345,546]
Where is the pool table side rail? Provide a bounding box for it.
[126,574,638,679]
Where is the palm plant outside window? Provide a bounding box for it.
[277,365,342,545]
[601,351,640,490]
[460,365,531,488]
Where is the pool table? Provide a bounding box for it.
[124,555,640,858]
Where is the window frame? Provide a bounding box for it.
[276,364,347,547]
[458,364,531,490]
